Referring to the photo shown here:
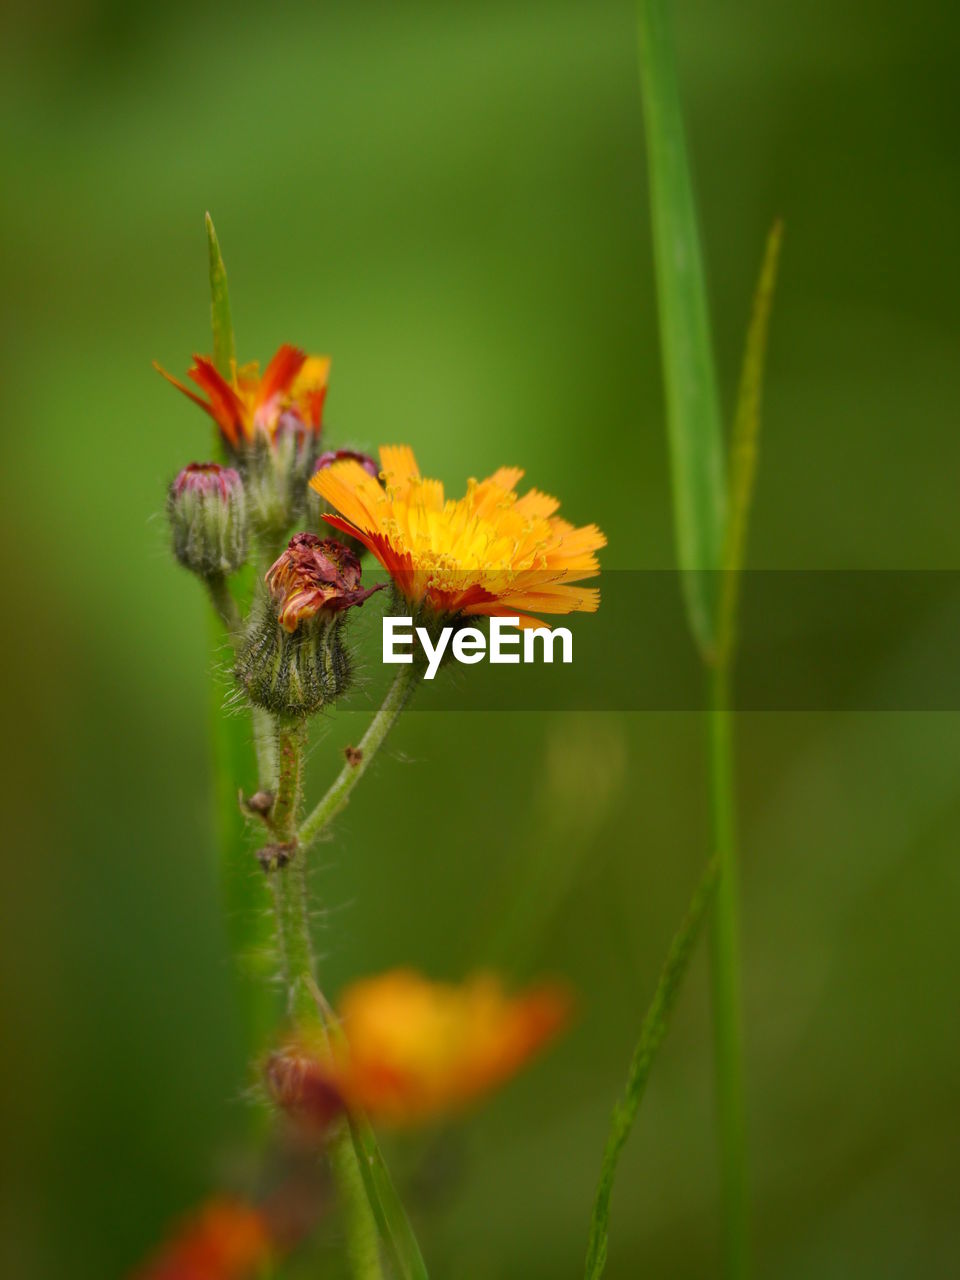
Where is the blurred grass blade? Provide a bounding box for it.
[206,212,236,378]
[202,221,273,1049]
[584,857,719,1280]
[637,0,726,657]
[716,221,784,663]
[348,1113,430,1280]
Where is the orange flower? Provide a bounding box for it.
[131,1197,271,1280]
[267,970,572,1129]
[310,446,605,627]
[155,346,330,450]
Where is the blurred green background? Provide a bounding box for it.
[2,0,959,1276]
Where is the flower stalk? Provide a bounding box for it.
[298,663,422,850]
[260,715,385,1279]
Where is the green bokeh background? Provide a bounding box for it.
[3,1,959,1276]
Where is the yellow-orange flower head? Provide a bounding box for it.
[310,446,605,627]
[266,970,572,1129]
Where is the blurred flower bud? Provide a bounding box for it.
[315,448,379,478]
[265,1037,345,1137]
[235,534,382,717]
[167,462,247,578]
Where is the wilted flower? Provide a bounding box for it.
[310,445,605,626]
[265,533,382,631]
[131,1197,271,1280]
[235,534,382,717]
[167,462,247,578]
[156,346,330,537]
[266,970,571,1129]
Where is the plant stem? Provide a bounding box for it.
[272,719,306,840]
[707,660,748,1278]
[252,706,278,792]
[298,665,421,850]
[584,856,720,1279]
[264,717,384,1279]
[330,1128,387,1280]
[205,573,242,635]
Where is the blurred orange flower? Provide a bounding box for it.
[131,1197,271,1280]
[310,445,605,626]
[155,345,330,450]
[267,969,572,1129]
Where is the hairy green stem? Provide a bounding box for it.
[707,662,748,1277]
[584,856,720,1279]
[298,665,421,849]
[263,718,383,1279]
[252,706,278,791]
[272,720,306,839]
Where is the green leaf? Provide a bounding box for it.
[347,1112,430,1280]
[583,857,719,1280]
[206,211,236,378]
[716,220,784,664]
[637,0,726,658]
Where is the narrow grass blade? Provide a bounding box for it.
[584,857,719,1280]
[207,613,275,1050]
[716,221,784,663]
[201,222,273,1047]
[347,1113,430,1280]
[637,0,726,657]
[206,211,236,378]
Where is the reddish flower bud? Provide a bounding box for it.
[314,449,379,480]
[264,1040,345,1136]
[167,462,247,578]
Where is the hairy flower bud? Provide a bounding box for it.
[315,449,379,478]
[167,462,247,578]
[235,534,382,717]
[264,1039,345,1136]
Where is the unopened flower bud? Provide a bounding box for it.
[315,449,379,478]
[236,534,382,717]
[167,462,247,578]
[264,1038,345,1136]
